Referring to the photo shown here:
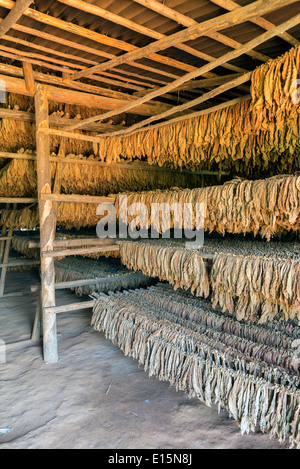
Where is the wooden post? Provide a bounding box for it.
[31,294,42,342]
[22,61,35,93]
[0,202,16,297]
[35,84,58,364]
[0,203,9,260]
[0,225,14,297]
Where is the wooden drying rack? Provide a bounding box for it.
[1,0,298,363]
[0,83,221,364]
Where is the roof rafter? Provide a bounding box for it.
[0,0,32,38]
[57,0,247,75]
[71,0,295,81]
[0,41,157,92]
[0,0,211,77]
[0,72,173,116]
[209,0,300,47]
[41,95,251,145]
[0,60,189,106]
[0,18,179,83]
[0,61,146,100]
[96,72,252,139]
[0,34,168,88]
[61,9,300,134]
[132,0,271,63]
[133,73,243,97]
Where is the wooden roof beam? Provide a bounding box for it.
[71,0,295,81]
[63,7,300,132]
[0,59,186,106]
[40,95,251,145]
[96,72,252,139]
[133,0,270,63]
[0,61,150,100]
[0,0,32,38]
[0,108,127,133]
[0,73,172,116]
[57,0,247,75]
[133,73,243,97]
[0,42,161,91]
[210,0,300,47]
[0,19,178,83]
[0,0,212,77]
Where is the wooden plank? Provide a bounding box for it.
[0,0,32,38]
[0,73,172,117]
[0,236,13,241]
[44,300,95,315]
[40,194,116,204]
[41,245,120,258]
[71,0,295,80]
[35,84,58,364]
[65,10,300,132]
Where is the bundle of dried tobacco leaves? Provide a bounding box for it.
[118,238,300,324]
[92,284,300,448]
[116,174,300,240]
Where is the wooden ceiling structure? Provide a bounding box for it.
[0,0,300,142]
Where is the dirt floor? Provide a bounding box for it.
[0,270,289,449]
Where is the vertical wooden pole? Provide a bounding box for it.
[0,225,14,297]
[31,294,42,342]
[22,62,35,93]
[0,203,10,260]
[35,84,58,364]
[0,203,16,297]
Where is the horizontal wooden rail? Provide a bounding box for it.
[198,253,215,260]
[54,273,149,289]
[0,236,14,241]
[0,152,229,177]
[0,197,37,204]
[40,193,116,204]
[0,259,40,268]
[44,300,95,314]
[28,237,117,249]
[41,244,120,258]
[0,291,38,298]
[30,272,149,291]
